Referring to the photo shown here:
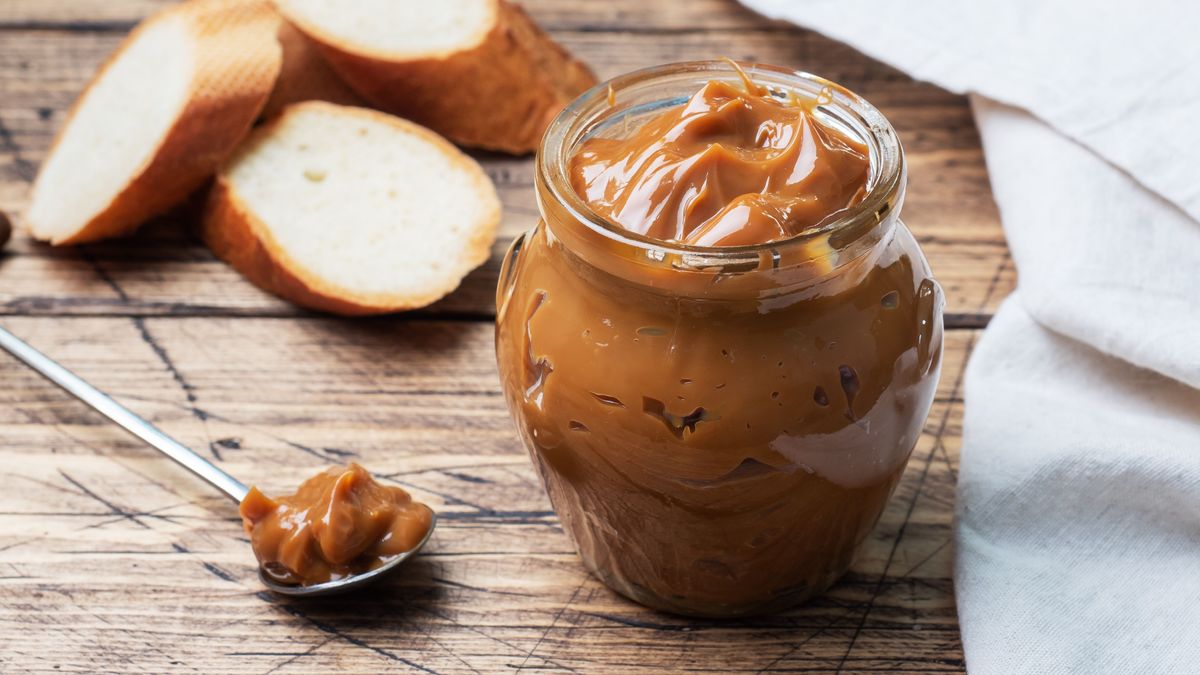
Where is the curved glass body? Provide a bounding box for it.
[496,61,944,617]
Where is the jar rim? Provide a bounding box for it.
[536,59,905,267]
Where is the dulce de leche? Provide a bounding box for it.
[571,75,870,247]
[496,61,943,617]
[239,463,433,586]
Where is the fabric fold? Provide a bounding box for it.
[971,96,1200,389]
[959,299,1200,673]
[737,0,1200,223]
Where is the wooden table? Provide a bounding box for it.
[0,1,1013,672]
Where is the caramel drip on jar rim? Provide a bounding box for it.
[720,56,767,97]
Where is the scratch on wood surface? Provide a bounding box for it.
[39,586,204,674]
[259,636,335,675]
[171,543,237,584]
[755,610,855,673]
[417,603,577,673]
[263,593,441,674]
[130,318,212,423]
[57,470,151,530]
[80,248,130,301]
[0,112,35,182]
[516,578,588,671]
[431,576,535,598]
[79,501,186,531]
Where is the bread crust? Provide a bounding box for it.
[262,17,364,119]
[202,102,500,316]
[278,0,596,154]
[28,0,282,245]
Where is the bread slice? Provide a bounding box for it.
[202,102,500,315]
[261,17,364,119]
[25,0,282,245]
[276,0,596,154]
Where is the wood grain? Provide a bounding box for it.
[0,318,971,673]
[0,0,1011,671]
[0,0,768,31]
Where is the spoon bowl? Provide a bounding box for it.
[260,511,437,597]
[0,325,434,598]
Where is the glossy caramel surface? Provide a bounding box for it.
[239,463,433,586]
[570,78,870,247]
[497,223,942,616]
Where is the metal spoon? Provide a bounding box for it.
[0,325,435,597]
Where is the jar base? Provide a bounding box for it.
[580,552,846,619]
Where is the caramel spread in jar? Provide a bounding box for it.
[239,463,433,586]
[497,61,943,617]
[570,70,869,247]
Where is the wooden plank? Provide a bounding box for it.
[0,27,1012,322]
[0,317,972,672]
[0,1,171,30]
[0,0,770,32]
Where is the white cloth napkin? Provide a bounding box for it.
[737,1,1200,671]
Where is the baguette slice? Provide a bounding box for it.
[276,0,596,154]
[261,18,364,118]
[26,0,282,245]
[203,102,500,315]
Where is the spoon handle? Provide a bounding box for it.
[0,325,249,503]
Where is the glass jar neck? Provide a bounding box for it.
[535,60,906,301]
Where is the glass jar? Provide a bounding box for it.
[495,61,943,617]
